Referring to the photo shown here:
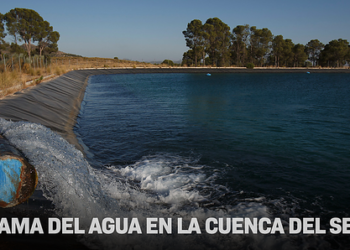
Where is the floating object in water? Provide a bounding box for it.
[207,73,211,76]
[307,72,310,74]
[0,135,38,208]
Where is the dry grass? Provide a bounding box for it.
[0,60,53,98]
[50,57,156,69]
[0,70,27,97]
[0,57,159,98]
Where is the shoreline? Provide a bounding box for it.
[1,67,349,153]
[76,67,350,74]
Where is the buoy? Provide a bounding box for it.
[207,73,211,76]
[0,135,38,208]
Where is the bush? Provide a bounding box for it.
[28,67,35,76]
[55,67,62,75]
[162,59,174,66]
[22,63,31,72]
[35,76,43,85]
[246,63,255,69]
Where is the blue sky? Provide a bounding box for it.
[2,0,349,61]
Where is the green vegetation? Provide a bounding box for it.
[246,63,254,69]
[183,18,350,67]
[0,13,6,60]
[3,8,60,59]
[183,18,230,67]
[161,59,174,66]
[305,39,324,66]
[319,39,350,67]
[0,8,61,84]
[10,43,26,54]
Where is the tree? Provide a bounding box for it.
[204,18,231,67]
[183,19,203,67]
[42,42,58,55]
[305,39,324,66]
[282,39,294,67]
[292,44,308,67]
[4,8,44,59]
[201,23,214,66]
[10,43,26,54]
[319,39,349,67]
[272,35,284,67]
[270,36,294,67]
[231,24,249,66]
[0,13,8,60]
[34,20,60,56]
[182,50,194,66]
[248,26,259,64]
[3,11,19,44]
[248,26,273,66]
[198,23,210,66]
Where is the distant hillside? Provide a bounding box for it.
[20,44,37,50]
[51,51,82,57]
[51,50,65,56]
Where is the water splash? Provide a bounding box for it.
[1,118,339,250]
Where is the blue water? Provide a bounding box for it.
[76,73,350,214]
[73,72,350,248]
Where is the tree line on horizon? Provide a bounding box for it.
[0,8,60,61]
[182,18,350,68]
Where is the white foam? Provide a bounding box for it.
[0,119,108,223]
[109,156,210,206]
[2,118,311,250]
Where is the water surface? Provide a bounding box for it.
[3,72,349,250]
[76,73,350,216]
